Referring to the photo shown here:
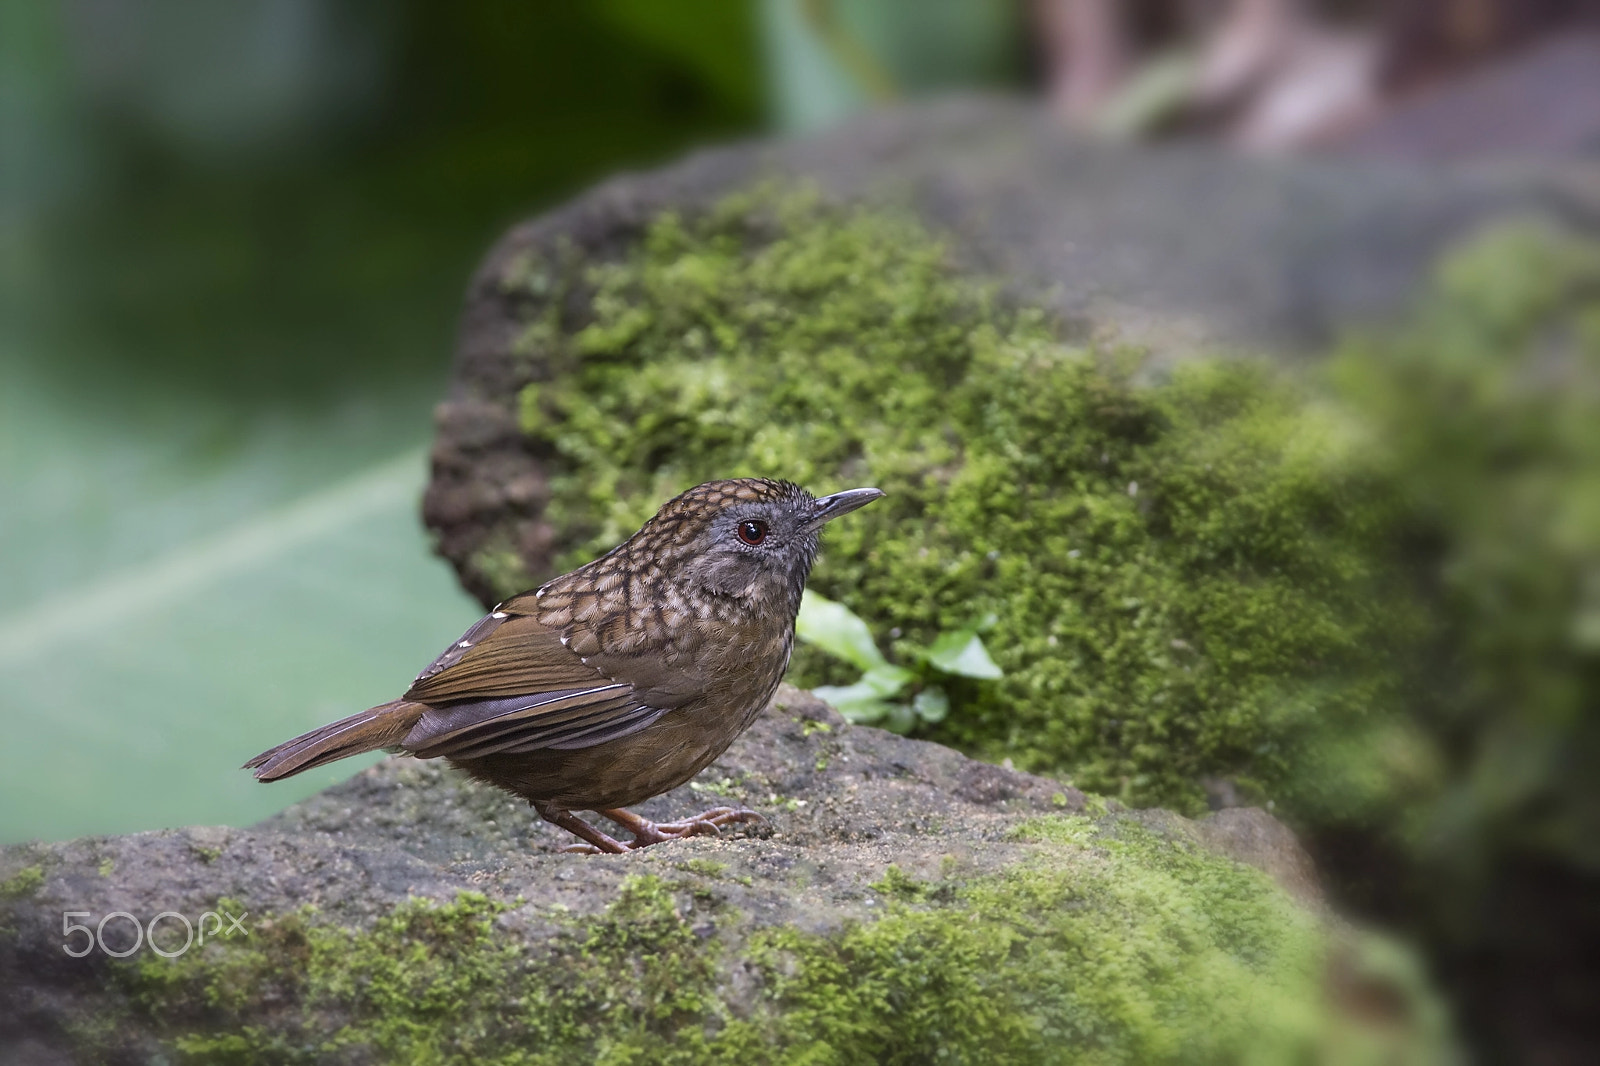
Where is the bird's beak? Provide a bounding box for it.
[805,487,886,531]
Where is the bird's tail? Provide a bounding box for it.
[244,700,426,782]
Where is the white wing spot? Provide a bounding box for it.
[457,640,472,648]
[559,635,569,646]
[490,611,508,619]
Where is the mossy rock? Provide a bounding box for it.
[417,106,1600,1059]
[0,691,1451,1064]
[424,184,1416,823]
[425,160,1600,847]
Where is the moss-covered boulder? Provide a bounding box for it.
[455,190,1419,825]
[420,103,1600,1061]
[0,690,1449,1064]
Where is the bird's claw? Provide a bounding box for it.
[646,806,764,837]
[617,806,765,849]
[566,805,768,852]
[641,818,721,843]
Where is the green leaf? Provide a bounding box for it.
[913,686,950,723]
[1094,49,1199,138]
[859,663,915,696]
[760,0,1024,132]
[812,685,889,723]
[881,702,918,735]
[796,589,892,672]
[594,0,760,113]
[0,428,480,845]
[813,658,912,710]
[922,626,1004,680]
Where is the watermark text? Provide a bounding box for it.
[62,909,248,958]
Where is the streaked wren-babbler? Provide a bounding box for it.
[247,478,883,853]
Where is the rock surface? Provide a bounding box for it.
[0,687,1404,1063]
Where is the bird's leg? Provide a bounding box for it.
[597,807,716,848]
[534,802,629,855]
[597,806,766,849]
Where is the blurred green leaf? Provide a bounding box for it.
[0,394,480,844]
[1094,50,1199,138]
[800,592,996,728]
[922,626,1004,679]
[760,0,1024,132]
[812,684,892,723]
[797,589,892,673]
[812,658,915,720]
[594,0,760,112]
[860,663,916,695]
[882,702,918,734]
[813,689,919,734]
[913,685,950,723]
[0,0,764,848]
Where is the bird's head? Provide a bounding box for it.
[627,478,883,616]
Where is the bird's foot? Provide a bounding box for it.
[535,805,630,855]
[598,806,765,849]
[641,806,767,845]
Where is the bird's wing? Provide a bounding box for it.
[402,687,666,759]
[399,602,667,759]
[405,609,602,701]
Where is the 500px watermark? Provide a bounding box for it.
[62,909,248,958]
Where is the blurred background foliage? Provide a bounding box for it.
[1320,225,1600,1053]
[0,0,1033,847]
[0,0,1030,845]
[0,0,771,843]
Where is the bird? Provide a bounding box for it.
[245,478,884,854]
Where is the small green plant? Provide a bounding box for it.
[796,590,1002,733]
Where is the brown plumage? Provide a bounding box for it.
[245,478,883,853]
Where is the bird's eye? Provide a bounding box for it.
[737,520,769,546]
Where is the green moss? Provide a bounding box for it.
[1009,812,1102,846]
[469,534,533,602]
[869,864,930,901]
[110,839,1447,1064]
[676,858,730,878]
[501,187,1416,816]
[0,864,44,899]
[487,189,1597,1028]
[498,188,1600,894]
[752,825,1335,1064]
